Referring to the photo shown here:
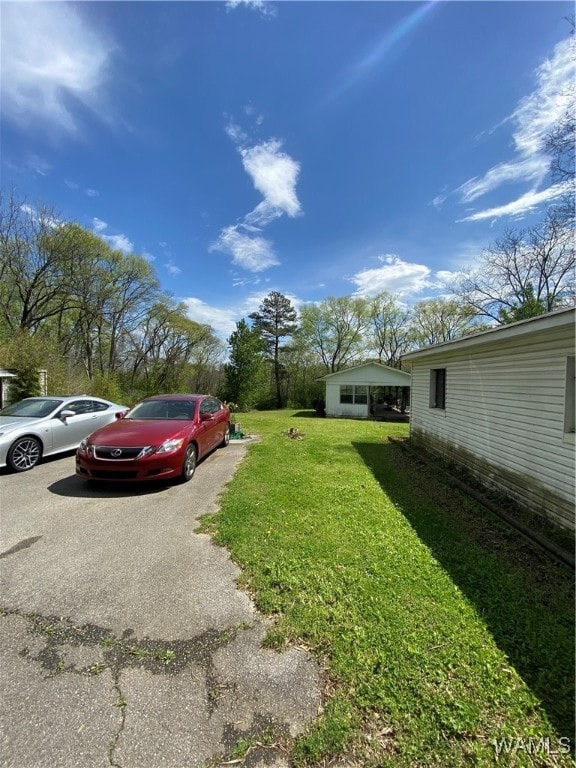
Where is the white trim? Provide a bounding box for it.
[317,361,410,382]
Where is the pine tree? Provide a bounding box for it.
[249,291,298,408]
[224,320,266,410]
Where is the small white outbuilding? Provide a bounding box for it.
[317,362,411,420]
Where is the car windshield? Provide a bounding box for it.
[126,400,197,420]
[0,399,64,418]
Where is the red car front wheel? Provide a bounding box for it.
[180,444,197,482]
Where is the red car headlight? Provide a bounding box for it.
[155,438,185,455]
[78,438,94,458]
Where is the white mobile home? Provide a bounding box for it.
[317,362,411,420]
[402,308,575,531]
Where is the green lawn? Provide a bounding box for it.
[200,410,575,767]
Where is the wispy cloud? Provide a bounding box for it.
[165,260,182,276]
[225,0,276,18]
[434,270,467,289]
[67,180,99,196]
[225,120,248,145]
[458,34,575,221]
[26,155,51,176]
[92,217,107,233]
[459,181,571,222]
[240,139,301,218]
[91,218,133,252]
[184,289,298,340]
[184,298,237,338]
[350,248,483,300]
[212,125,302,272]
[102,233,133,253]
[350,255,432,298]
[458,156,549,203]
[211,226,279,272]
[20,203,62,229]
[244,103,265,125]
[0,2,114,134]
[430,189,448,209]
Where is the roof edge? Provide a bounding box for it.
[402,307,575,360]
[317,361,411,381]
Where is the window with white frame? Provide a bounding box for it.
[429,368,446,409]
[340,385,353,403]
[339,385,368,405]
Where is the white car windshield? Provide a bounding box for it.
[0,399,64,418]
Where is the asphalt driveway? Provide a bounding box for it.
[0,441,321,768]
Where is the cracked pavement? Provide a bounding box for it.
[0,442,322,768]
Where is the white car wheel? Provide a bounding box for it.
[7,437,42,472]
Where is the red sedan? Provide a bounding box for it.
[76,395,230,483]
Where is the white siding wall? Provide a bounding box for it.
[325,382,368,419]
[409,324,575,530]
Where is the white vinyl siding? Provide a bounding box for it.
[407,313,575,530]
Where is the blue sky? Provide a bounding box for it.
[1,0,573,338]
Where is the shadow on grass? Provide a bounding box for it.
[353,439,575,740]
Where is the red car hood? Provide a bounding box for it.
[88,419,192,447]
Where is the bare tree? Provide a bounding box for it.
[544,17,575,225]
[455,212,575,323]
[546,109,575,186]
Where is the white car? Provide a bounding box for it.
[0,396,128,472]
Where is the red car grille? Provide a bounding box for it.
[94,446,145,460]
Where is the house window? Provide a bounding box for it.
[340,385,353,404]
[565,356,575,433]
[339,385,368,405]
[429,368,446,409]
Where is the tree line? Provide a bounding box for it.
[0,78,573,409]
[0,193,225,404]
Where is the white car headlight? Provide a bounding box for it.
[155,438,185,454]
